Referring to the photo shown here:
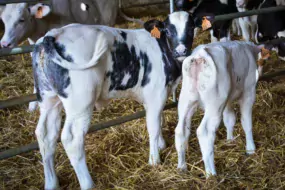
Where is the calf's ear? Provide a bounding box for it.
[144,19,165,39]
[194,15,215,30]
[29,3,51,19]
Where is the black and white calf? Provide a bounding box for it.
[236,0,263,41]
[175,41,262,176]
[32,11,195,189]
[256,0,285,60]
[175,0,238,42]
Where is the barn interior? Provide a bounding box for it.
[0,1,285,189]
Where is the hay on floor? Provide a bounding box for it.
[0,16,285,190]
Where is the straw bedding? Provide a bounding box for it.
[0,16,284,189]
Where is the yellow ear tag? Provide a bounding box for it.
[202,16,212,31]
[151,26,161,39]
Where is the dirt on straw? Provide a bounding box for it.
[0,15,285,190]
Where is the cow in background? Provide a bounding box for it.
[175,0,238,42]
[256,0,285,60]
[0,0,119,48]
[236,0,263,41]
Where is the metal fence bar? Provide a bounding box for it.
[0,94,37,109]
[1,66,285,110]
[259,68,285,81]
[0,45,35,56]
[2,38,284,58]
[0,66,285,158]
[0,0,49,5]
[0,6,285,57]
[214,6,285,21]
[121,1,169,9]
[0,102,177,160]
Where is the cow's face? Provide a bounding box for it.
[144,11,195,62]
[0,3,51,48]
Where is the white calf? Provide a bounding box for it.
[175,41,262,176]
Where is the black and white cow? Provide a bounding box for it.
[256,0,285,60]
[236,0,263,41]
[175,0,238,42]
[32,11,195,189]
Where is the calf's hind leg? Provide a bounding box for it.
[60,92,96,189]
[36,95,62,189]
[239,87,256,154]
[197,107,224,177]
[144,95,167,166]
[223,104,236,140]
[159,114,166,150]
[197,89,228,176]
[175,77,198,171]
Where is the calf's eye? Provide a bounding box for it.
[165,29,171,36]
[19,18,25,23]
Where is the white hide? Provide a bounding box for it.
[175,41,259,176]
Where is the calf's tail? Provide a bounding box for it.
[40,32,109,70]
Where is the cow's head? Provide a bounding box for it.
[0,3,51,48]
[144,11,195,62]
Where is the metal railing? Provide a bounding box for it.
[0,0,49,5]
[0,5,284,57]
[0,102,177,160]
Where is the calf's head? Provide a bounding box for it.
[144,11,195,62]
[0,3,51,48]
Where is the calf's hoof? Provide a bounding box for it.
[28,102,38,112]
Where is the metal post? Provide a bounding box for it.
[170,0,177,102]
[170,0,174,13]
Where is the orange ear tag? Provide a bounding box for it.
[35,7,43,19]
[261,47,270,59]
[151,26,161,39]
[202,16,212,31]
